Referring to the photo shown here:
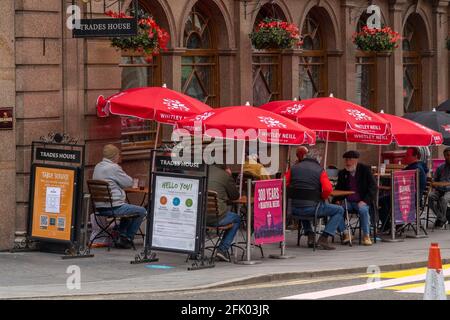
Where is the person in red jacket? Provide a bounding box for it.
[288,150,344,250]
[285,146,309,186]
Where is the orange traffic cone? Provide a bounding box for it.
[424,243,446,300]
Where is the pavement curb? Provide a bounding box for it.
[11,258,450,299]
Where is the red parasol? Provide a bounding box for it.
[95,85,212,124]
[175,106,316,145]
[260,96,392,145]
[378,112,443,147]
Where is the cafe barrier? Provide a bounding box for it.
[383,169,426,242]
[20,133,93,259]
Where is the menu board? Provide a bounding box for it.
[29,165,77,242]
[151,174,201,253]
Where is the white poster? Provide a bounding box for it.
[152,175,200,252]
[45,187,61,214]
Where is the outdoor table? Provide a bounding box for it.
[330,190,355,247]
[124,187,149,207]
[431,181,450,188]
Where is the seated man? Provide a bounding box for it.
[379,147,427,232]
[285,146,308,186]
[243,152,271,180]
[207,164,241,261]
[289,150,344,250]
[429,147,450,228]
[335,150,377,246]
[92,144,147,249]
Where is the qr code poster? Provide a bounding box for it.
[57,217,66,231]
[40,215,49,229]
[30,165,76,242]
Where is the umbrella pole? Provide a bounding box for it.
[323,131,329,168]
[286,145,291,172]
[376,145,381,209]
[152,122,161,174]
[239,141,246,198]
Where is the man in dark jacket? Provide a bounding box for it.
[289,151,344,250]
[335,150,377,246]
[207,164,241,261]
[429,147,450,228]
[378,147,427,232]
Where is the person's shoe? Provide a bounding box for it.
[434,220,445,229]
[115,236,132,249]
[362,235,373,246]
[215,250,230,262]
[317,235,336,250]
[341,231,351,245]
[307,233,316,248]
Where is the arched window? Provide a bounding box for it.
[252,3,285,106]
[355,14,377,110]
[120,4,163,160]
[403,19,422,113]
[299,13,326,99]
[182,4,219,106]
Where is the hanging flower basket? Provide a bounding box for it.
[249,18,302,50]
[353,26,400,53]
[105,9,170,63]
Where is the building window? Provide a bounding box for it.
[403,21,422,113]
[252,3,284,106]
[355,15,376,110]
[120,55,161,159]
[299,15,326,99]
[182,5,219,107]
[252,53,281,106]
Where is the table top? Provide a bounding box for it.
[231,196,252,204]
[374,173,392,177]
[124,187,150,194]
[432,181,450,188]
[330,190,355,197]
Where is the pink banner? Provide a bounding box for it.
[254,179,283,245]
[393,170,417,225]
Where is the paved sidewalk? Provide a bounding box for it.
[1,228,449,299]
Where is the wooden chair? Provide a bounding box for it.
[86,180,139,252]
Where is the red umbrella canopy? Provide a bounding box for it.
[260,97,392,144]
[175,106,316,145]
[379,112,443,146]
[95,86,212,124]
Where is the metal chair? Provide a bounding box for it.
[86,180,140,252]
[204,191,235,262]
[420,177,434,230]
[293,202,322,251]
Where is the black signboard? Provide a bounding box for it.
[73,18,137,38]
[156,156,206,172]
[36,148,82,164]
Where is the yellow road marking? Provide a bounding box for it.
[363,264,450,279]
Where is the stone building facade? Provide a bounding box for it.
[0,0,449,250]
